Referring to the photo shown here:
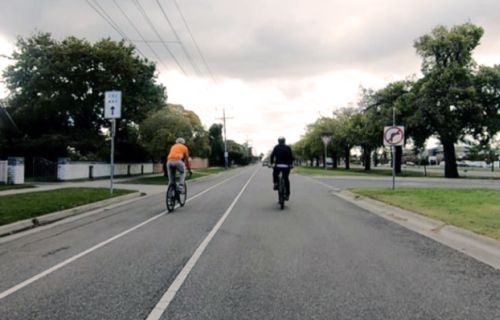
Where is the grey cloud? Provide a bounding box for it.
[0,0,499,81]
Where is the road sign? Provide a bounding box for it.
[383,126,404,146]
[104,91,122,119]
[321,135,331,145]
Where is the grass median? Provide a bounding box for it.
[0,187,134,226]
[351,187,500,241]
[123,167,225,185]
[294,166,436,177]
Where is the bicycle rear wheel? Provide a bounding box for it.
[179,182,187,207]
[166,184,176,212]
[278,176,285,210]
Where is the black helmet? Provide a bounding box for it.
[278,136,286,144]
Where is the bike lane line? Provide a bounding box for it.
[146,166,260,320]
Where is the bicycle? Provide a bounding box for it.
[277,170,287,210]
[166,168,191,213]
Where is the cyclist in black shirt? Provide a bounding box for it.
[270,136,294,200]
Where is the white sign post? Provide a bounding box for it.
[104,91,122,195]
[384,125,405,190]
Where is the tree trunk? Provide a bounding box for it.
[443,141,459,178]
[332,151,338,169]
[395,146,402,174]
[344,146,350,170]
[373,150,378,167]
[363,147,372,171]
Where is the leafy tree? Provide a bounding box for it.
[367,80,432,173]
[332,107,357,169]
[227,140,252,166]
[470,65,500,148]
[139,104,209,162]
[208,123,224,166]
[2,32,166,161]
[413,23,484,177]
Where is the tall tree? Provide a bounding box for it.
[413,23,484,178]
[208,123,224,166]
[2,32,166,161]
[139,104,209,162]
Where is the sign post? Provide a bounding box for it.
[383,125,404,190]
[104,91,122,195]
[321,134,331,170]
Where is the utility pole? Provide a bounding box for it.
[217,107,233,170]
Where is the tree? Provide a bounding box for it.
[139,104,209,162]
[413,23,484,178]
[2,32,166,161]
[470,65,500,149]
[333,107,357,170]
[368,80,431,173]
[208,123,224,166]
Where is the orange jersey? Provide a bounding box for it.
[167,143,189,162]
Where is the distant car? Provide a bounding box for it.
[262,160,270,167]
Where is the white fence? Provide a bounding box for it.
[57,161,153,181]
[0,160,7,183]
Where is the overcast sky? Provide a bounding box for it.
[1,0,500,155]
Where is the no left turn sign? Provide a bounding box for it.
[383,126,404,146]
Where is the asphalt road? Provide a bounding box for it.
[0,166,499,319]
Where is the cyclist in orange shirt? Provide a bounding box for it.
[166,138,192,192]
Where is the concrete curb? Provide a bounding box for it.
[332,189,500,270]
[0,192,142,237]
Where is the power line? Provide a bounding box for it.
[87,1,127,41]
[155,0,203,77]
[129,40,179,44]
[132,0,187,75]
[171,0,217,83]
[86,0,148,59]
[111,0,168,69]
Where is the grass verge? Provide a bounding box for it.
[124,167,226,185]
[0,187,134,226]
[294,166,437,178]
[351,187,500,241]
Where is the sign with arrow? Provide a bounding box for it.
[383,126,404,146]
[104,91,122,119]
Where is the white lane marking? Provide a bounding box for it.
[0,169,250,301]
[146,167,260,320]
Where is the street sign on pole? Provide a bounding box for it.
[321,134,331,170]
[384,125,404,190]
[104,91,122,119]
[104,91,122,194]
[383,126,404,147]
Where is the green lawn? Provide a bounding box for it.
[0,184,35,191]
[294,166,437,177]
[124,167,226,185]
[0,188,134,226]
[351,187,500,241]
